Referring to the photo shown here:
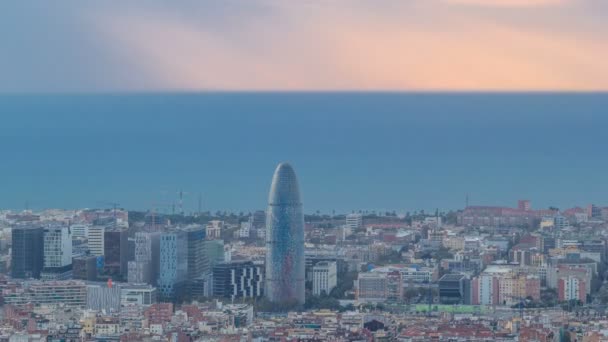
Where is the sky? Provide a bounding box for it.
[1,0,607,92]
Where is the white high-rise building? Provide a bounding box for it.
[87,226,105,256]
[346,213,363,231]
[477,274,495,305]
[70,223,89,239]
[312,261,337,296]
[42,225,73,279]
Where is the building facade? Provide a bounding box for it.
[312,261,337,296]
[128,231,160,285]
[212,261,264,300]
[185,225,207,280]
[41,225,73,280]
[73,255,97,281]
[4,281,87,308]
[87,226,105,256]
[103,229,128,281]
[346,213,363,231]
[11,226,44,279]
[265,163,305,305]
[356,272,388,303]
[158,230,188,301]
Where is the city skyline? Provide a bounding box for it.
[2,1,608,340]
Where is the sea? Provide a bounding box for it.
[0,92,606,214]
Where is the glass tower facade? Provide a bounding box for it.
[11,226,44,279]
[265,163,305,304]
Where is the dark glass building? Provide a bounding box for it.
[265,163,305,304]
[185,225,207,280]
[438,273,471,304]
[103,229,128,280]
[11,226,44,279]
[213,261,264,300]
[73,255,98,281]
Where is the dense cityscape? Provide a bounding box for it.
[0,162,606,341]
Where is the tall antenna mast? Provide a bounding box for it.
[198,193,202,217]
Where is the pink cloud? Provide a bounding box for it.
[92,1,608,91]
[442,0,571,7]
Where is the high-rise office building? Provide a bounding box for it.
[205,239,225,270]
[128,231,160,285]
[41,225,73,280]
[265,163,305,304]
[11,226,44,279]
[103,228,128,280]
[158,230,188,301]
[87,226,105,256]
[184,225,207,280]
[213,261,264,300]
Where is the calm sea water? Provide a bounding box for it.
[0,92,606,213]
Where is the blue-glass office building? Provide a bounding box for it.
[265,163,305,304]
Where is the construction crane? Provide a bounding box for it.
[146,201,173,231]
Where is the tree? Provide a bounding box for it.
[305,294,341,311]
[330,271,357,299]
[444,210,458,225]
[404,288,419,303]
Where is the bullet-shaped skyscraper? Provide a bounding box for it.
[265,163,305,304]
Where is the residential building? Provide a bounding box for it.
[558,275,587,302]
[346,213,363,231]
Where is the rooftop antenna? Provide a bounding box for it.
[465,194,469,208]
[177,190,189,216]
[436,208,441,229]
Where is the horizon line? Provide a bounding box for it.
[2,90,608,96]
